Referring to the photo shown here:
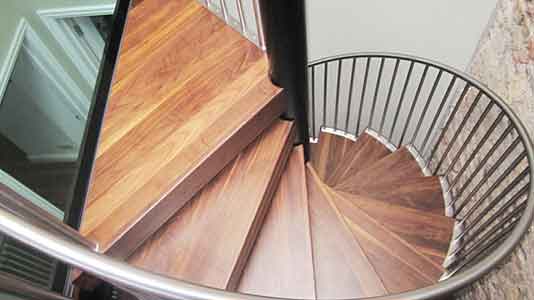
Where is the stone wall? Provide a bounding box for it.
[455,0,534,299]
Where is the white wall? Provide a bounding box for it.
[306,0,499,70]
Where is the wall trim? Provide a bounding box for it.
[22,25,89,119]
[0,169,64,220]
[0,19,27,104]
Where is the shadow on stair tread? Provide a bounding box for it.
[328,190,444,284]
[238,146,315,299]
[127,120,295,291]
[338,191,455,265]
[306,164,387,299]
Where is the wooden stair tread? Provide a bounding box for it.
[337,176,446,215]
[81,0,284,258]
[238,146,315,299]
[339,192,454,265]
[329,190,444,292]
[335,147,424,192]
[306,164,386,299]
[128,120,295,290]
[310,131,356,185]
[328,132,391,186]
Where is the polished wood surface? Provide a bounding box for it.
[81,0,283,258]
[307,164,386,299]
[310,132,351,184]
[310,132,391,186]
[336,147,423,191]
[328,133,390,186]
[329,191,444,288]
[128,120,294,290]
[238,146,315,299]
[341,176,446,215]
[335,146,446,215]
[342,192,454,264]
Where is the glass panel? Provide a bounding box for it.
[0,2,117,216]
[0,0,123,294]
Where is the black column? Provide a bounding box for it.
[258,0,310,159]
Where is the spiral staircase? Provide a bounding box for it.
[0,1,533,300]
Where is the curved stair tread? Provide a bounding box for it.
[337,176,446,215]
[327,132,391,186]
[127,120,295,290]
[335,147,424,192]
[310,131,355,184]
[307,164,387,299]
[238,146,315,299]
[338,191,454,265]
[328,190,444,286]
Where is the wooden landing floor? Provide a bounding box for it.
[80,0,281,257]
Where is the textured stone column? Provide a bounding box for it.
[456,0,534,299]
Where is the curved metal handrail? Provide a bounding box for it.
[0,52,532,300]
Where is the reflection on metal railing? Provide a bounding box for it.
[308,52,534,279]
[198,0,265,49]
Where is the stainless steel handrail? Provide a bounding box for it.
[0,52,532,300]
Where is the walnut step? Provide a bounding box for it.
[335,147,424,192]
[339,192,455,265]
[329,190,445,292]
[338,175,446,215]
[310,132,391,186]
[80,0,284,260]
[128,120,295,290]
[307,164,387,299]
[238,146,315,299]
[328,132,391,186]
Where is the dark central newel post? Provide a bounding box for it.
[258,0,310,159]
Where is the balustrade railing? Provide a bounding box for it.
[308,52,534,279]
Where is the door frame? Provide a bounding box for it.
[38,4,116,88]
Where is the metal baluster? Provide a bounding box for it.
[453,136,521,203]
[442,102,495,177]
[388,61,415,140]
[379,58,400,135]
[446,212,521,273]
[455,153,527,216]
[432,89,483,175]
[369,58,385,130]
[311,66,316,139]
[252,0,265,49]
[421,76,458,153]
[219,0,229,23]
[334,60,343,130]
[323,63,328,127]
[427,83,470,169]
[450,184,528,255]
[235,0,246,35]
[356,57,371,135]
[446,112,506,191]
[399,65,430,146]
[411,70,443,145]
[345,58,357,132]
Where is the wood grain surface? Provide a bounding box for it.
[238,146,316,299]
[80,0,283,259]
[306,164,386,299]
[128,120,295,290]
